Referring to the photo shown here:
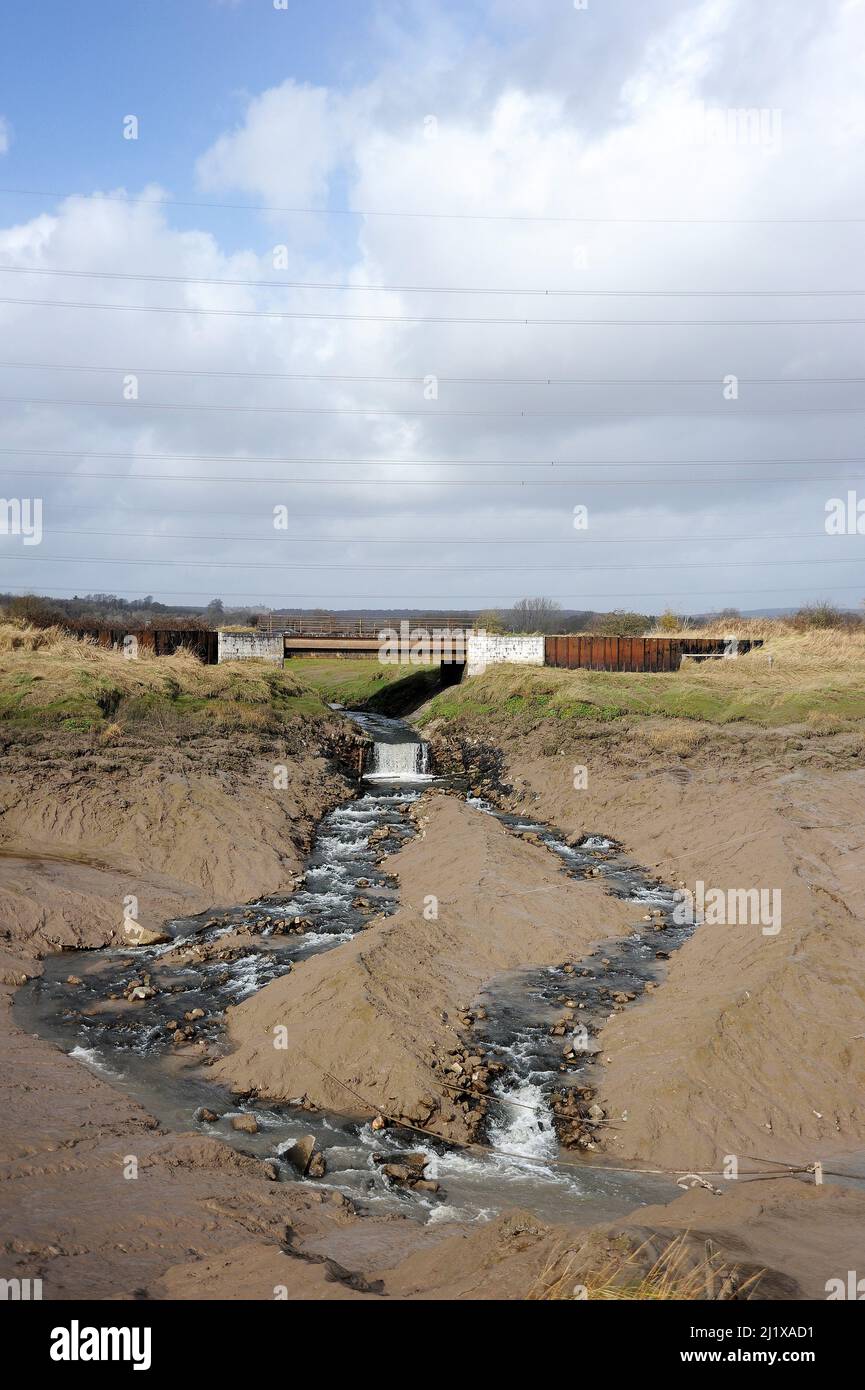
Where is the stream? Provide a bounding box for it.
[15,711,689,1227]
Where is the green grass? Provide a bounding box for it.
[418,633,865,732]
[0,625,336,734]
[286,658,440,714]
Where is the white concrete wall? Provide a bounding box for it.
[465,632,545,678]
[217,630,283,663]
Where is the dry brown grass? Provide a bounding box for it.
[0,621,326,731]
[528,1233,763,1301]
[641,721,709,756]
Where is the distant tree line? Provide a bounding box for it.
[0,593,269,631]
[1,591,861,636]
[476,597,864,635]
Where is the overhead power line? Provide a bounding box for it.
[3,464,862,486]
[2,186,865,226]
[2,360,862,388]
[3,466,864,487]
[2,582,864,602]
[5,447,863,470]
[3,554,862,573]
[2,294,863,327]
[41,526,854,548]
[0,264,862,299]
[34,503,865,530]
[2,393,864,420]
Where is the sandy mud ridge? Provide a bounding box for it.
[424,711,865,1174]
[214,792,641,1144]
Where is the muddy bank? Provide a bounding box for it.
[149,1174,865,1301]
[0,978,457,1301]
[427,718,865,1172]
[5,710,865,1302]
[0,722,393,1301]
[0,726,361,979]
[213,793,638,1144]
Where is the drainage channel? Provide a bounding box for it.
[15,714,687,1226]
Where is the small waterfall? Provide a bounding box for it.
[365,739,432,782]
[488,1076,558,1163]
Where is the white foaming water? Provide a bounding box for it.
[628,883,674,905]
[69,1045,121,1077]
[487,1077,558,1163]
[364,739,433,782]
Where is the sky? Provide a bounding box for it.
[0,0,863,614]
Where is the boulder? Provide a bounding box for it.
[127,925,171,946]
[373,1151,427,1172]
[230,1113,259,1134]
[284,1134,317,1174]
[379,1163,417,1185]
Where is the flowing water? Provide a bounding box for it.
[15,712,688,1226]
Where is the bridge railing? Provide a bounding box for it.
[267,615,476,638]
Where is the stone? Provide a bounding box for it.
[379,1163,417,1185]
[370,1114,387,1131]
[307,1151,327,1179]
[230,1113,259,1134]
[285,1134,317,1174]
[373,1151,427,1172]
[127,925,171,946]
[65,976,83,986]
[195,1107,219,1123]
[262,1159,281,1181]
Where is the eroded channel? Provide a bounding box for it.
[16,711,689,1226]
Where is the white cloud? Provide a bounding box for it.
[1,0,863,612]
[195,81,376,213]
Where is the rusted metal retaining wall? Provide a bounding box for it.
[68,628,218,663]
[544,635,763,672]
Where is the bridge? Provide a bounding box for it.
[276,621,762,673]
[276,616,472,673]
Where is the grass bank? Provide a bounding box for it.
[0,624,331,734]
[419,630,865,732]
[286,657,440,715]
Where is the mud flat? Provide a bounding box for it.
[0,729,357,976]
[0,726,374,1300]
[4,713,865,1300]
[427,717,865,1175]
